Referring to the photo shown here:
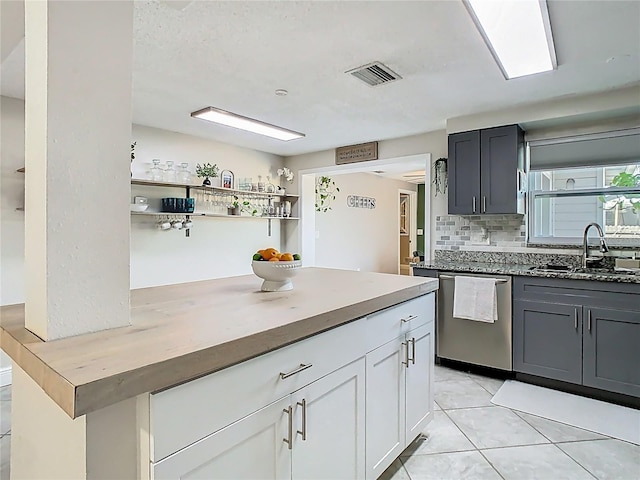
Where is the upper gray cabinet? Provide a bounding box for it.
[448,125,525,215]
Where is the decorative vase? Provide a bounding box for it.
[202,177,211,186]
[228,206,240,215]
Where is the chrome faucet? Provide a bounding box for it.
[582,222,609,268]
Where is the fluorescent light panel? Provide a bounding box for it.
[191,107,305,141]
[465,0,557,79]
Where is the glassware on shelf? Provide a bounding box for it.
[257,175,265,192]
[283,201,291,218]
[265,176,275,193]
[164,161,177,183]
[150,159,164,182]
[177,163,191,184]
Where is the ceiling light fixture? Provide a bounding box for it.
[191,107,305,141]
[464,0,557,79]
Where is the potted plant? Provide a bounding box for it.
[195,162,219,186]
[276,167,294,194]
[315,176,339,212]
[228,195,241,215]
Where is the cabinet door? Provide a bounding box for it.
[365,338,406,479]
[152,397,291,480]
[448,130,480,215]
[480,125,523,214]
[513,300,582,384]
[583,307,640,397]
[291,358,366,480]
[405,322,434,442]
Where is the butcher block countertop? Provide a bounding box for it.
[0,267,438,419]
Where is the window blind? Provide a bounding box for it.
[528,128,640,170]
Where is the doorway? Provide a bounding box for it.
[296,154,431,271]
[399,190,417,275]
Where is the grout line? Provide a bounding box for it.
[397,456,413,480]
[512,409,555,443]
[475,448,507,480]
[549,443,599,480]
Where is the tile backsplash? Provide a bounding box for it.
[435,215,526,251]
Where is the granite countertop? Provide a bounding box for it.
[0,268,438,418]
[412,261,640,284]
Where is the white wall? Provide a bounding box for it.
[314,172,416,274]
[284,130,448,259]
[0,96,26,376]
[129,125,285,288]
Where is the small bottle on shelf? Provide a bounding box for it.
[150,159,163,182]
[177,163,191,184]
[164,161,177,183]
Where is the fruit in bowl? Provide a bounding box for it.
[251,248,302,291]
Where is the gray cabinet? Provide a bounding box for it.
[513,300,582,384]
[513,276,640,398]
[448,125,525,215]
[583,307,640,397]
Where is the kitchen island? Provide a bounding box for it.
[1,267,438,479]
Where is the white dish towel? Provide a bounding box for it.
[452,276,498,323]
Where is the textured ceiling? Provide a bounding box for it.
[1,0,639,157]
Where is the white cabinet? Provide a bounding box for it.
[291,358,366,480]
[152,397,291,480]
[152,358,365,480]
[365,322,434,479]
[365,338,406,479]
[148,293,435,480]
[405,323,434,441]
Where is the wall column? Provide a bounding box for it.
[12,1,134,478]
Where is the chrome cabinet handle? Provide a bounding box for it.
[588,309,592,332]
[483,196,486,213]
[401,314,418,323]
[409,338,416,365]
[296,399,307,440]
[574,308,578,330]
[472,196,477,213]
[283,405,293,449]
[402,341,409,368]
[280,363,312,379]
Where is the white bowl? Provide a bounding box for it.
[252,260,302,291]
[130,204,149,212]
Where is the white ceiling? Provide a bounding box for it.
[1,0,639,158]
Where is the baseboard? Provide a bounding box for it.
[0,366,11,387]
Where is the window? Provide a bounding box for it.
[528,163,640,245]
[526,128,640,245]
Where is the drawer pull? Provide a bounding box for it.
[401,314,418,323]
[402,342,409,368]
[574,308,578,330]
[283,405,293,450]
[473,196,477,214]
[296,399,307,440]
[483,196,487,213]
[409,337,416,365]
[439,274,508,284]
[588,310,592,332]
[280,363,313,380]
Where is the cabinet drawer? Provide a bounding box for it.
[365,294,434,352]
[150,318,366,462]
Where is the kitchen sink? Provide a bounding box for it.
[529,264,574,272]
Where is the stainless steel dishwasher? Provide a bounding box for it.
[437,272,512,371]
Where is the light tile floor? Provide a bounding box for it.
[0,367,639,480]
[380,365,640,480]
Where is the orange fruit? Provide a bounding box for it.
[280,253,294,262]
[268,256,280,262]
[261,248,279,260]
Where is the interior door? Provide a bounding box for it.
[291,358,366,480]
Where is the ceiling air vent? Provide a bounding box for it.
[346,62,402,87]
